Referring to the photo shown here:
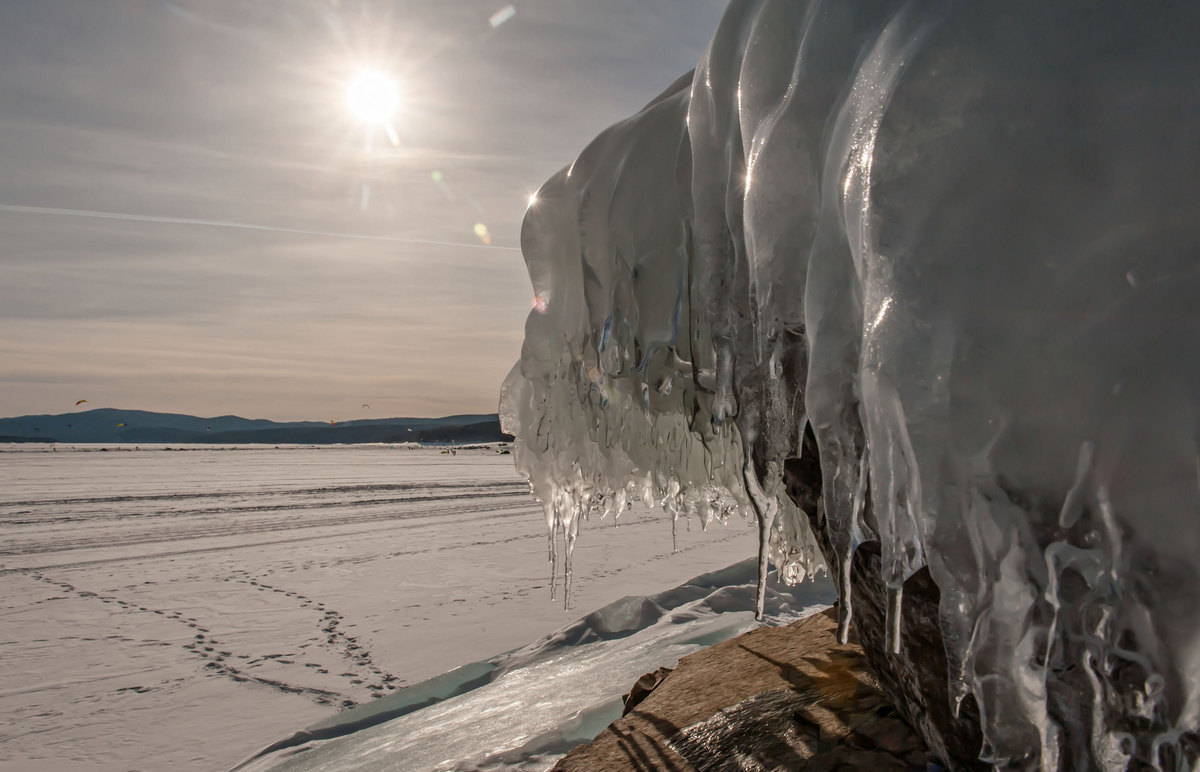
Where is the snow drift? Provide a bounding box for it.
[501,1,1200,768]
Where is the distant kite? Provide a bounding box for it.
[75,399,88,406]
[116,422,126,427]
[362,404,370,409]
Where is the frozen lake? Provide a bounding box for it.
[0,443,759,771]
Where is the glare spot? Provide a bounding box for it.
[489,4,516,28]
[532,291,549,314]
[869,297,892,333]
[474,222,491,245]
[527,192,539,208]
[346,69,400,125]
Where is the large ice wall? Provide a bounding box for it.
[501,1,1200,768]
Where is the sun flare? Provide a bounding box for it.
[345,69,400,125]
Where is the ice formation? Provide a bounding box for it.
[501,1,1200,768]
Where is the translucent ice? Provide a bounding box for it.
[502,1,1200,768]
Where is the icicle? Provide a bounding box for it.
[548,519,559,602]
[545,495,560,602]
[837,447,871,645]
[743,459,779,622]
[886,585,903,654]
[562,504,581,610]
[836,554,853,645]
[754,506,774,622]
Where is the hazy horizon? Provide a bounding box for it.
[0,403,498,422]
[0,1,727,422]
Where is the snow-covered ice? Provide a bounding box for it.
[0,443,769,770]
[238,558,833,772]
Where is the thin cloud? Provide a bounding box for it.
[0,204,520,251]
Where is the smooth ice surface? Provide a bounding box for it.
[503,1,1200,767]
[0,443,758,770]
[238,558,834,772]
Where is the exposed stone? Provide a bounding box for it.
[623,666,674,716]
[784,440,987,770]
[553,608,938,771]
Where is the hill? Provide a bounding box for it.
[0,408,509,444]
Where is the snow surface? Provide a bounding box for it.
[238,558,833,772]
[0,444,766,770]
[502,1,1200,767]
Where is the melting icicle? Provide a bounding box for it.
[838,446,871,645]
[547,503,559,602]
[886,585,903,655]
[563,506,580,610]
[743,459,780,622]
[836,554,853,646]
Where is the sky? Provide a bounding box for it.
[0,0,728,421]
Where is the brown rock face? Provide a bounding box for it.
[553,608,936,771]
[784,445,987,770]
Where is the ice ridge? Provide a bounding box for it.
[501,1,1200,768]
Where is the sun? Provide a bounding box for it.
[345,68,400,125]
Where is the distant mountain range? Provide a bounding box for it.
[0,408,511,445]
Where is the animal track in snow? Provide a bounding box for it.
[226,570,401,700]
[21,569,353,707]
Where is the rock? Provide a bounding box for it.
[784,451,987,770]
[623,666,673,716]
[553,608,938,771]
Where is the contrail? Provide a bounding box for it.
[0,203,521,252]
